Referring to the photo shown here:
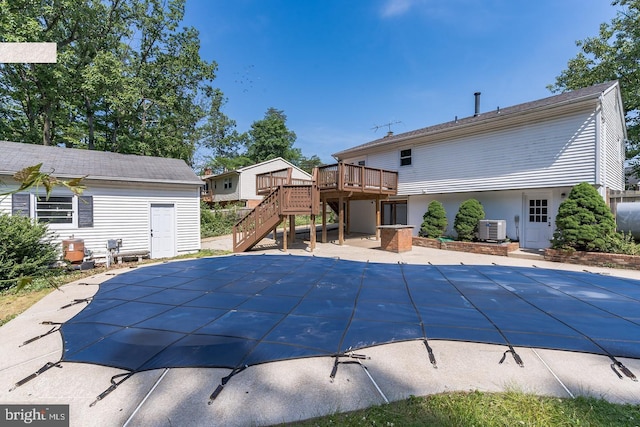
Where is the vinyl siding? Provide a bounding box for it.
[601,87,625,191]
[1,179,201,258]
[349,110,598,195]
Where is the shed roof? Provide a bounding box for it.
[333,81,620,158]
[0,141,202,186]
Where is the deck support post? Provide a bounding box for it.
[375,197,381,240]
[322,198,327,243]
[346,200,350,236]
[283,216,288,252]
[289,215,296,245]
[310,214,316,251]
[338,195,344,245]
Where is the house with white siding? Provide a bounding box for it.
[0,141,203,260]
[201,158,312,208]
[333,81,626,249]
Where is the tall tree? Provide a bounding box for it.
[549,0,640,171]
[245,108,301,164]
[200,88,250,174]
[0,0,217,164]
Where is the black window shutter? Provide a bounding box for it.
[78,196,93,228]
[11,193,30,216]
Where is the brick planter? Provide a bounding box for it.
[544,249,640,270]
[413,237,519,257]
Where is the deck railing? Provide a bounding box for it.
[256,168,313,194]
[316,163,398,194]
[233,187,282,252]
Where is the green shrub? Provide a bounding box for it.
[0,213,59,289]
[419,200,448,238]
[201,201,245,238]
[454,199,485,241]
[551,182,619,252]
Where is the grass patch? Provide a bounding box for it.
[287,391,640,427]
[0,249,230,327]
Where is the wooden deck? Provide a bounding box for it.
[234,163,398,252]
[256,163,398,197]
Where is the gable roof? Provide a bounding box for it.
[203,157,312,180]
[0,141,202,186]
[334,81,620,158]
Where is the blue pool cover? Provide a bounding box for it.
[58,254,640,374]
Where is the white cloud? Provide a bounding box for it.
[380,0,415,18]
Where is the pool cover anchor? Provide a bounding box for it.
[18,322,62,347]
[208,365,248,405]
[9,361,62,392]
[423,339,438,368]
[329,351,389,404]
[611,360,638,382]
[60,297,93,309]
[90,372,135,407]
[499,347,524,368]
[329,351,369,382]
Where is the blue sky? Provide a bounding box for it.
[183,0,619,164]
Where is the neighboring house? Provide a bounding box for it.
[0,141,202,260]
[201,158,312,208]
[333,81,627,249]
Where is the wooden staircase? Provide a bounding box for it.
[232,163,398,252]
[233,184,319,253]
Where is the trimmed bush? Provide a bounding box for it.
[0,213,58,289]
[551,182,619,252]
[419,200,448,238]
[454,199,485,241]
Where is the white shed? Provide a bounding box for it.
[0,141,203,260]
[333,81,627,249]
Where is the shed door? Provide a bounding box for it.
[524,193,552,249]
[151,204,175,258]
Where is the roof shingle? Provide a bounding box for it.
[0,141,202,185]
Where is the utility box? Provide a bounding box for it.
[478,220,507,241]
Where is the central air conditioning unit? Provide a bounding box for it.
[478,220,507,241]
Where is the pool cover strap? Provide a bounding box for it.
[499,347,524,367]
[10,361,61,391]
[611,360,638,381]
[19,324,61,347]
[90,372,134,407]
[208,366,248,404]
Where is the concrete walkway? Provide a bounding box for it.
[1,233,639,426]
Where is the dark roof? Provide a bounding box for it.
[0,141,202,185]
[334,81,619,158]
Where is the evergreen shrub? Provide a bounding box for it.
[0,213,58,289]
[552,182,620,252]
[454,199,485,241]
[419,200,448,238]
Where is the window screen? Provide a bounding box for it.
[37,196,73,224]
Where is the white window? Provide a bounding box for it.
[224,178,231,189]
[36,196,74,224]
[11,193,93,228]
[400,149,412,166]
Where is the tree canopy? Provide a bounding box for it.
[549,0,640,171]
[245,108,300,164]
[0,0,216,164]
